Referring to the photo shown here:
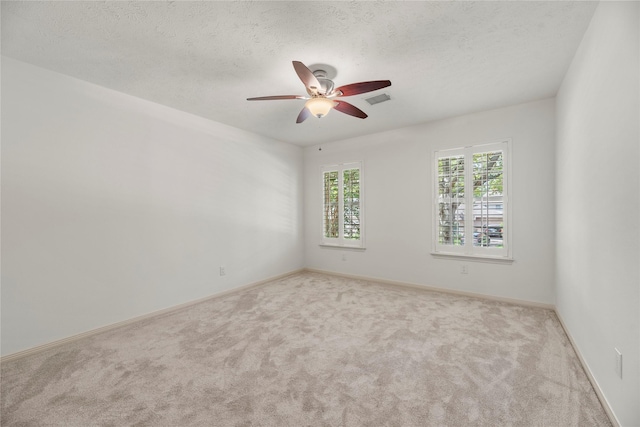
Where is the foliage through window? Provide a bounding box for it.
[322,162,363,247]
[434,141,510,258]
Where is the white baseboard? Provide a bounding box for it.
[554,311,620,427]
[0,269,304,363]
[304,268,555,310]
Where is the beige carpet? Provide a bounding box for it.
[1,272,611,426]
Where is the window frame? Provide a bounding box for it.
[432,140,512,261]
[320,161,364,249]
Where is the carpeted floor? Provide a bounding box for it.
[1,272,611,426]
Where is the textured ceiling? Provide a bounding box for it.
[1,1,597,146]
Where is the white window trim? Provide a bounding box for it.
[320,161,365,249]
[432,140,512,261]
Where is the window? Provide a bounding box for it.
[321,162,363,248]
[434,141,510,259]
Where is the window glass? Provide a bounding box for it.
[343,168,360,240]
[472,151,504,248]
[437,155,465,246]
[323,171,339,239]
[322,162,363,247]
[434,142,509,258]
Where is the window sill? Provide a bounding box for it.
[431,252,514,264]
[319,244,366,251]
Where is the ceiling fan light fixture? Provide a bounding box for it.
[305,97,336,118]
[247,61,391,123]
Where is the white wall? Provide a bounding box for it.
[304,98,556,305]
[1,58,304,356]
[556,2,639,426]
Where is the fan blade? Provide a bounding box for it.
[292,61,321,93]
[247,95,304,101]
[334,101,367,119]
[296,106,311,123]
[335,80,391,97]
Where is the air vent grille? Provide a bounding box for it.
[364,93,391,105]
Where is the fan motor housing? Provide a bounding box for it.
[313,70,335,95]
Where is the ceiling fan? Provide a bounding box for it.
[247,61,391,123]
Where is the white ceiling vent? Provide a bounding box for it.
[364,93,391,105]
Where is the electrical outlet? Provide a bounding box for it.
[460,265,468,274]
[614,348,622,378]
[342,254,347,261]
[219,266,226,276]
